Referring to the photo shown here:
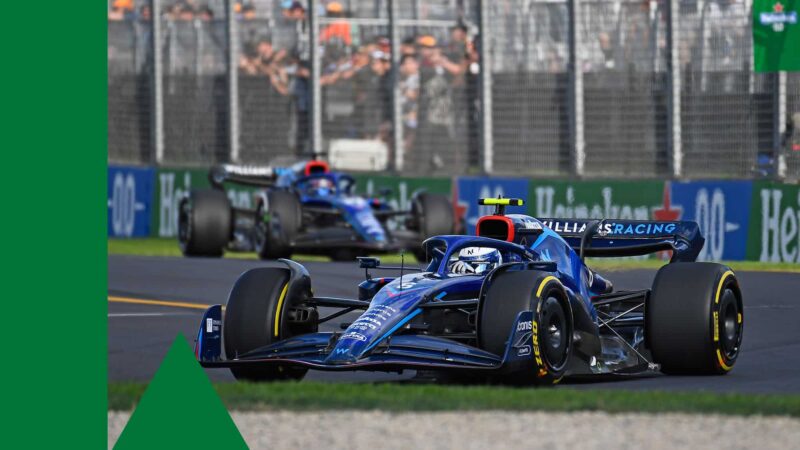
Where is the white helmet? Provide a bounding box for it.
[450,247,502,275]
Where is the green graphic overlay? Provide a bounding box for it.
[115,335,246,449]
[753,0,800,71]
[747,181,800,262]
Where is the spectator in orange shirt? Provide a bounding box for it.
[108,0,134,21]
[320,2,351,46]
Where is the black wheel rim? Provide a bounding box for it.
[540,296,568,368]
[718,289,742,358]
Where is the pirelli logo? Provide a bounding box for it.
[531,321,545,374]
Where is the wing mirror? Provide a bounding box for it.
[357,257,381,281]
[357,257,381,269]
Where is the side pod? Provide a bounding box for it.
[195,304,223,362]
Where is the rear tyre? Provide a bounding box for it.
[410,192,454,261]
[178,189,231,257]
[254,191,301,260]
[223,266,317,381]
[646,262,743,375]
[478,270,572,384]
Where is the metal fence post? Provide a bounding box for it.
[567,0,584,176]
[151,0,164,165]
[389,0,404,172]
[775,71,787,179]
[194,18,202,79]
[226,0,240,163]
[309,0,322,155]
[666,0,682,178]
[479,0,493,175]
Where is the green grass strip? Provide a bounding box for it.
[109,238,800,273]
[109,381,800,416]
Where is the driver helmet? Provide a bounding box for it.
[308,178,335,196]
[450,247,502,275]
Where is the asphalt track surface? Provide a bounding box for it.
[109,254,800,393]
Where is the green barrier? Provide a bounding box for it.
[748,182,800,263]
[526,180,666,220]
[151,169,453,238]
[144,166,800,264]
[152,168,257,238]
[350,174,452,212]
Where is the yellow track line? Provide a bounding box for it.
[108,295,220,311]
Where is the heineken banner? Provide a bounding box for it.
[152,168,257,238]
[107,165,800,263]
[748,182,800,262]
[526,180,754,261]
[458,177,529,234]
[670,181,753,261]
[107,166,155,237]
[351,174,456,232]
[351,174,452,214]
[753,0,800,71]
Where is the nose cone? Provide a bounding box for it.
[325,274,432,363]
[324,303,402,364]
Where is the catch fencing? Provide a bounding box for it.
[107,0,800,180]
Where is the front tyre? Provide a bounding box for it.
[646,262,743,375]
[478,270,572,385]
[223,266,317,381]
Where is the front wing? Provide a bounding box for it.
[196,305,536,374]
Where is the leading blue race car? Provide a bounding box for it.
[195,197,744,384]
[178,159,454,261]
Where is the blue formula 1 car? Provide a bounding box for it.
[195,197,744,384]
[178,159,454,261]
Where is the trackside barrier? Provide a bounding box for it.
[749,182,800,263]
[107,166,155,237]
[106,166,799,263]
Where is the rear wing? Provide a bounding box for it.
[208,164,278,189]
[538,219,704,262]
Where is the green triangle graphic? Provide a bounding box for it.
[115,334,247,449]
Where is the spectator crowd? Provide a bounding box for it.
[234,1,480,169]
[109,0,480,170]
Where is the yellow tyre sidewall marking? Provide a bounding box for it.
[716,349,733,371]
[536,276,559,298]
[713,270,736,371]
[714,271,735,305]
[274,283,290,338]
[533,276,560,378]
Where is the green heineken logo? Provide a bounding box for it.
[759,1,797,32]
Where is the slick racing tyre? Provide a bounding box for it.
[178,189,231,257]
[223,266,318,381]
[478,269,572,385]
[646,262,743,375]
[410,192,454,261]
[254,191,301,260]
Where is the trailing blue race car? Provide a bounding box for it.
[195,197,744,384]
[178,159,454,260]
